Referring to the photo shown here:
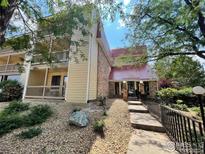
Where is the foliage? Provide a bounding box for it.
[0,80,23,102]
[2,35,31,50]
[0,101,29,117]
[155,56,205,87]
[159,78,173,89]
[0,104,52,136]
[72,107,81,113]
[23,105,53,126]
[0,115,23,136]
[156,87,193,103]
[170,99,189,111]
[17,127,42,139]
[93,120,105,134]
[190,107,204,117]
[125,0,205,60]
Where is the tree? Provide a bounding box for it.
[125,0,205,60]
[0,0,117,46]
[155,56,205,87]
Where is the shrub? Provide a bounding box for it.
[0,115,23,136]
[170,104,189,112]
[1,101,29,116]
[156,87,193,104]
[17,127,42,139]
[93,120,105,133]
[0,80,23,102]
[72,107,81,113]
[23,105,53,126]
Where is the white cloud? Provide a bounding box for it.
[124,0,131,6]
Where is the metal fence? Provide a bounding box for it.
[161,105,204,153]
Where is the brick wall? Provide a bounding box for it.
[97,46,111,97]
[149,81,158,98]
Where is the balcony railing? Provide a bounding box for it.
[32,51,68,64]
[0,64,19,73]
[25,86,65,99]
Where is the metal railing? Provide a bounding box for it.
[25,86,65,99]
[161,105,204,153]
[0,64,19,73]
[32,51,68,64]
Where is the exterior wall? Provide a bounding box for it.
[149,81,158,98]
[109,82,115,97]
[87,25,98,100]
[97,46,111,97]
[66,33,89,103]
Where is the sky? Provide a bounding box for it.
[103,0,132,49]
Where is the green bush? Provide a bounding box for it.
[156,87,193,104]
[170,104,189,112]
[23,105,53,126]
[0,104,52,136]
[93,120,105,133]
[0,101,29,116]
[0,115,23,136]
[17,127,42,139]
[0,80,23,102]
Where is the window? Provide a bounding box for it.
[51,76,61,86]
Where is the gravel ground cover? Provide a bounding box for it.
[0,100,103,154]
[89,99,133,154]
[0,99,132,154]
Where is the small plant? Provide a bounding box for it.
[93,120,105,134]
[103,111,107,116]
[170,104,189,112]
[23,105,53,126]
[1,101,29,116]
[17,127,42,139]
[72,107,81,113]
[176,99,183,104]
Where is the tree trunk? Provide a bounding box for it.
[0,0,17,45]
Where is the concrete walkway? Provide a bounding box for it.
[127,100,178,154]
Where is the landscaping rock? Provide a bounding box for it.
[69,111,89,127]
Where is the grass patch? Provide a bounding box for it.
[0,103,52,136]
[17,127,42,139]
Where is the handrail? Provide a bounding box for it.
[27,85,65,88]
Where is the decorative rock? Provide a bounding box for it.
[69,111,89,127]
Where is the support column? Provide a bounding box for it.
[42,68,48,98]
[119,82,122,97]
[22,60,31,100]
[5,55,10,71]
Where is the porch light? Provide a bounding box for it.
[140,80,143,84]
[193,86,205,132]
[123,81,126,83]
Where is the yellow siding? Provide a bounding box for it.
[88,25,98,100]
[66,32,89,103]
[66,62,88,103]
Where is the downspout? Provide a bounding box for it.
[86,32,92,103]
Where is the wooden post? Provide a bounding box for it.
[42,68,48,97]
[122,82,128,102]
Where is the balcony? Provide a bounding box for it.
[0,64,19,74]
[25,86,65,99]
[32,51,68,65]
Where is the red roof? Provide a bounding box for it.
[109,65,158,81]
[111,47,146,58]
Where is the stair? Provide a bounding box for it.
[128,105,149,113]
[128,101,142,105]
[130,112,165,133]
